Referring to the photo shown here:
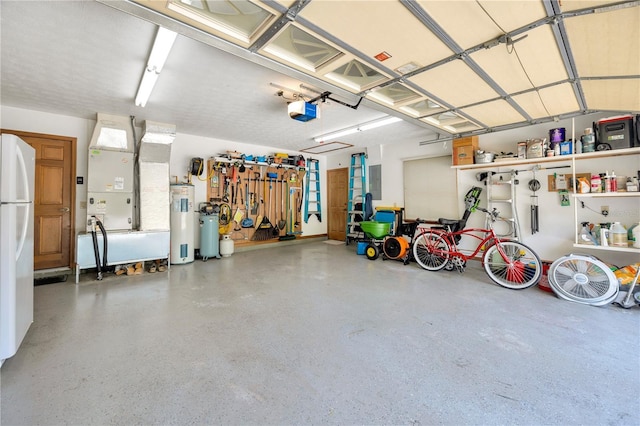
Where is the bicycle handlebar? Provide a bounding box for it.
[476,207,500,220]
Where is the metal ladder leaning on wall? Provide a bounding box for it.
[486,170,521,241]
[346,152,367,243]
[304,158,321,223]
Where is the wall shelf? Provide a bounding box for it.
[210,156,305,170]
[452,147,640,171]
[573,243,640,254]
[571,145,639,254]
[573,192,639,198]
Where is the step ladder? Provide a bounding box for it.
[486,170,521,241]
[347,152,367,242]
[304,158,321,223]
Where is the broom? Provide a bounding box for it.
[252,178,276,240]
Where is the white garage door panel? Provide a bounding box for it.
[403,156,458,221]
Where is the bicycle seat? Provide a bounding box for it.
[438,219,467,237]
[438,218,460,226]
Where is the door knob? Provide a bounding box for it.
[59,207,70,212]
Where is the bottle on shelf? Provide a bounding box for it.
[604,171,612,193]
[628,222,639,246]
[633,223,640,248]
[610,222,627,247]
[581,128,595,153]
[575,138,582,154]
[591,174,602,193]
[592,224,601,244]
[599,223,611,247]
[610,170,617,192]
[579,222,596,245]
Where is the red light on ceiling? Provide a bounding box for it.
[374,51,391,62]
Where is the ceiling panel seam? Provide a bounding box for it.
[460,110,588,137]
[461,58,532,122]
[370,15,553,88]
[399,0,532,121]
[288,15,400,81]
[544,0,587,112]
[249,0,312,53]
[581,75,640,80]
[270,0,475,126]
[423,77,609,123]
[267,6,455,135]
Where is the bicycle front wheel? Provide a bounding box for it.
[412,231,450,271]
[483,241,541,289]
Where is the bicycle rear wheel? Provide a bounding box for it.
[412,231,450,271]
[547,254,618,306]
[483,241,541,289]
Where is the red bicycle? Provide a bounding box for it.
[411,207,542,290]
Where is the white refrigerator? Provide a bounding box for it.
[0,134,35,366]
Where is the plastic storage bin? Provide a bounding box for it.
[596,115,636,150]
[357,241,367,255]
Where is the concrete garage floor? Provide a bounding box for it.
[1,241,638,425]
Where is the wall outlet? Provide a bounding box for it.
[601,205,609,216]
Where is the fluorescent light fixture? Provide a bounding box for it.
[314,116,402,143]
[359,116,402,131]
[314,127,360,143]
[135,72,159,108]
[135,27,178,107]
[301,142,354,154]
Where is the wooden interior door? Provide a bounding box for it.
[2,130,76,270]
[327,168,348,241]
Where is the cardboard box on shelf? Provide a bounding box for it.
[453,136,479,165]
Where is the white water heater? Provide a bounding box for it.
[170,184,194,264]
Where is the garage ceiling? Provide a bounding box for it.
[1,0,638,154]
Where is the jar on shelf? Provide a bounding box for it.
[581,128,596,153]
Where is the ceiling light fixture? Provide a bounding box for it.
[135,27,177,107]
[313,116,402,143]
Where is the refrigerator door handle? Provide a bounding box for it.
[14,145,31,259]
[16,203,30,261]
[16,143,30,202]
